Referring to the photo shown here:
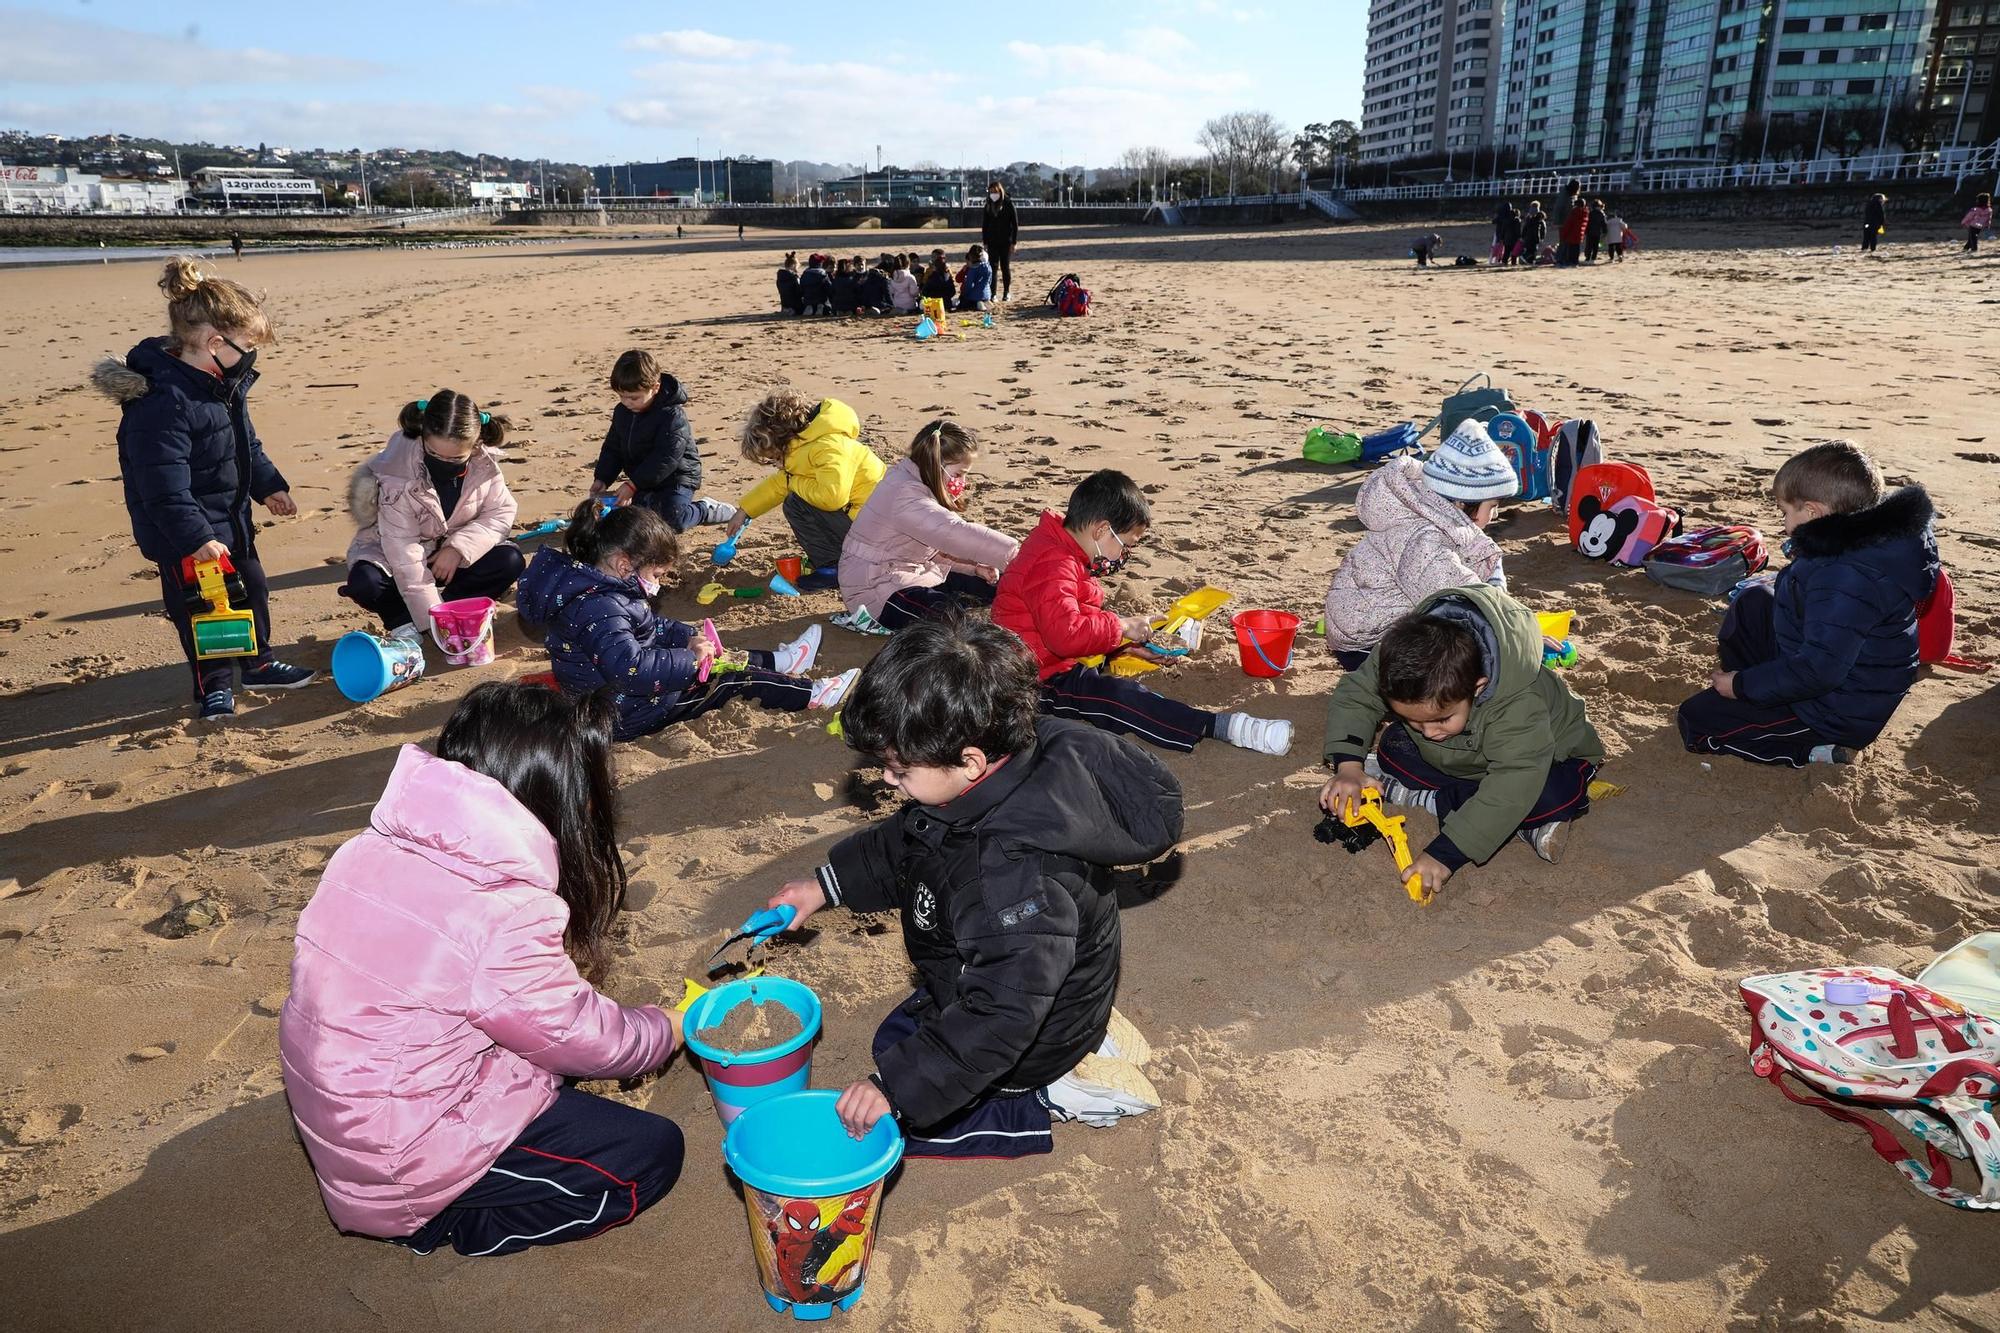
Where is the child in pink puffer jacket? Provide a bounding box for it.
[280,684,683,1257]
[1324,420,1518,668]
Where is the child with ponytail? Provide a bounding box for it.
[92,256,313,721]
[340,391,525,638]
[834,420,1019,635]
[517,501,857,741]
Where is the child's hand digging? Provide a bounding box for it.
[767,878,826,930]
[1118,614,1156,645]
[1409,851,1454,900]
[1319,761,1369,821]
[836,1079,893,1139]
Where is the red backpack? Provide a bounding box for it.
[1918,567,1991,671]
[1049,273,1091,317]
[1567,461,1655,545]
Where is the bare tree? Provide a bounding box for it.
[1199,110,1293,195]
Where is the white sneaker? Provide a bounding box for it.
[1219,712,1293,756]
[1044,1053,1161,1126]
[773,624,821,675]
[695,498,738,526]
[830,606,892,637]
[809,667,859,710]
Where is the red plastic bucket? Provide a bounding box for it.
[1232,610,1300,678]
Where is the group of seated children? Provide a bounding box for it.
[778,247,994,317]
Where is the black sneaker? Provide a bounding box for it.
[198,688,235,722]
[240,660,317,690]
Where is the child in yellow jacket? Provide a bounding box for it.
[722,391,886,590]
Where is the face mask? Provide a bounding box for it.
[989,191,1001,201]
[212,346,257,384]
[1087,536,1126,578]
[943,472,968,501]
[637,575,662,599]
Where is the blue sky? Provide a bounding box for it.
[4,0,1364,168]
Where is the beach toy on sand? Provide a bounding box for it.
[1315,787,1425,904]
[1083,586,1233,671]
[516,516,568,541]
[705,905,799,975]
[697,618,723,683]
[770,573,802,598]
[1535,609,1578,668]
[777,555,804,583]
[913,316,937,341]
[684,976,821,1127]
[429,596,497,667]
[725,1090,903,1320]
[332,629,426,702]
[713,518,750,567]
[180,555,258,660]
[1232,609,1301,678]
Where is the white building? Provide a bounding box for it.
[0,165,186,214]
[1361,0,1502,162]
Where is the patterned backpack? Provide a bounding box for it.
[1549,419,1603,516]
[1742,966,2000,1208]
[1643,525,1768,598]
[1486,412,1552,502]
[1048,273,1091,317]
[1575,493,1680,565]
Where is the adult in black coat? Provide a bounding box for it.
[981,181,1020,301]
[1862,193,1887,253]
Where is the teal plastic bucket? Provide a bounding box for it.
[683,977,821,1127]
[331,630,426,702]
[724,1089,904,1321]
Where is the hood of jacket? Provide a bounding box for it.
[517,544,642,626]
[798,397,861,449]
[96,336,255,407]
[347,431,503,527]
[371,744,557,891]
[1787,485,1934,565]
[1355,456,1499,554]
[1414,581,1541,707]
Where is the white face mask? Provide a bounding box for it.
[989,191,1001,201]
[637,575,661,598]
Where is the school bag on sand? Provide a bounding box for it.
[1550,419,1603,515]
[1917,567,1992,672]
[1360,422,1424,462]
[1421,372,1514,442]
[1487,412,1552,502]
[1643,525,1767,598]
[1575,494,1680,565]
[1567,461,1655,545]
[1048,273,1091,317]
[1742,965,2000,1209]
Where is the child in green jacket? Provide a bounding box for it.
[1319,583,1604,899]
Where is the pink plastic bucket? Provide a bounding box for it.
[1232,610,1300,678]
[430,597,496,667]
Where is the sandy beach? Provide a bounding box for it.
[2,218,1997,1330]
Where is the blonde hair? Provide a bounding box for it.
[740,389,821,466]
[159,256,270,350]
[909,419,977,512]
[398,389,511,450]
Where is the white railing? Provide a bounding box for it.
[1331,141,2000,203]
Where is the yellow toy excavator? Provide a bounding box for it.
[180,555,258,660]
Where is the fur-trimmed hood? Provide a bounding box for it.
[91,355,152,405]
[1788,484,1934,560]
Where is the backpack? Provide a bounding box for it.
[1576,494,1680,565]
[1550,419,1603,515]
[1917,567,1993,671]
[1486,412,1552,501]
[1742,964,2000,1209]
[1049,273,1091,317]
[1359,421,1423,462]
[1642,525,1768,598]
[1567,461,1655,546]
[1301,426,1362,466]
[1422,372,1515,442]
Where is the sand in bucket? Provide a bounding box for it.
[1231,609,1301,678]
[683,977,821,1126]
[724,1089,904,1320]
[331,630,426,703]
[429,596,497,667]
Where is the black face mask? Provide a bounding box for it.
[212,347,257,386]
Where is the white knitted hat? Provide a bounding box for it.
[1423,420,1520,502]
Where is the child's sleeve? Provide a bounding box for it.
[898,502,1019,574]
[872,862,1081,1128]
[443,475,518,567]
[469,899,675,1080]
[592,416,624,487]
[1427,696,1558,870]
[127,398,218,558]
[1322,651,1388,767]
[376,484,446,622]
[817,819,907,915]
[1031,568,1124,661]
[588,606,699,698]
[629,408,694,492]
[738,468,791,518]
[789,441,863,513]
[1734,578,1875,707]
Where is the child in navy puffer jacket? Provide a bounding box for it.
[516,502,856,741]
[1679,441,1938,766]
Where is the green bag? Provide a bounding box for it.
[1302,426,1362,466]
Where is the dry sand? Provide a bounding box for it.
[2,219,1997,1330]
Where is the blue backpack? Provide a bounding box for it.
[1360,422,1423,462]
[1487,411,1552,501]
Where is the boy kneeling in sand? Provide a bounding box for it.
[766,611,1182,1157]
[1319,584,1605,899]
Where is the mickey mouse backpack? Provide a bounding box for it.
[1567,461,1655,546]
[1742,965,2000,1208]
[1575,494,1681,565]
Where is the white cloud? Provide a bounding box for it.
[623,29,786,60]
[6,8,383,86]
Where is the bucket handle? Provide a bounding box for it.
[1247,627,1292,674]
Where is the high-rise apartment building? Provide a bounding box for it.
[1921,0,2000,146]
[1371,1,1946,166]
[1360,0,1503,161]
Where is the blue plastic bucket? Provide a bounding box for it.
[724,1090,904,1321]
[331,630,426,702]
[683,977,822,1127]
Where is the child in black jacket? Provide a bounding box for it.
[799,256,832,314]
[591,350,734,533]
[776,253,803,316]
[766,612,1182,1158]
[829,259,860,314]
